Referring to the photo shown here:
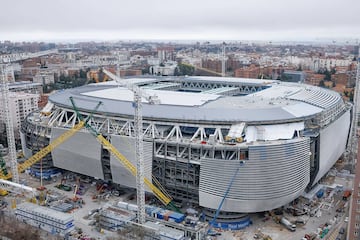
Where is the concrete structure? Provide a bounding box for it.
[149,61,177,76]
[282,70,305,83]
[15,202,75,236]
[8,81,43,94]
[144,221,185,240]
[99,206,136,231]
[20,76,351,224]
[349,140,360,239]
[33,70,55,85]
[0,91,39,138]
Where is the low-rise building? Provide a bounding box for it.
[15,202,75,236]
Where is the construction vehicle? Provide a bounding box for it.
[254,230,272,240]
[0,188,8,196]
[207,161,243,235]
[343,190,352,200]
[269,210,281,223]
[70,97,180,213]
[304,233,317,240]
[280,217,296,232]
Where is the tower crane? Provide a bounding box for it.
[0,65,19,183]
[102,69,161,224]
[0,49,58,183]
[69,97,179,215]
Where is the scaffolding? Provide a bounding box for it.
[0,65,19,183]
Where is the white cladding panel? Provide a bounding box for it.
[199,138,310,212]
[50,128,104,179]
[110,135,152,191]
[245,122,304,142]
[20,131,32,158]
[313,110,350,185]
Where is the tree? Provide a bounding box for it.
[323,69,331,81]
[175,63,195,76]
[0,214,63,240]
[79,69,87,78]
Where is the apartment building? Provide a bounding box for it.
[0,91,39,138]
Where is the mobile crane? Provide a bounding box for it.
[207,161,243,235]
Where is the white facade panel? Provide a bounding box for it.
[50,127,104,179]
[20,131,32,158]
[245,122,304,142]
[312,109,351,184]
[199,138,310,212]
[110,135,152,191]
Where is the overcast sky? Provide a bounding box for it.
[1,0,359,42]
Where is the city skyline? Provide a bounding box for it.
[1,0,359,43]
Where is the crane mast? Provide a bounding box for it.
[101,68,147,223]
[134,87,146,224]
[0,65,19,183]
[0,49,58,183]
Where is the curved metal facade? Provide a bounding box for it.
[199,138,310,212]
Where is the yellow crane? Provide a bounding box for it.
[69,97,179,211]
[0,101,102,181]
[0,121,85,180]
[96,134,172,206]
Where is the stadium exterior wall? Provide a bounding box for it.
[312,109,351,184]
[51,127,104,179]
[199,138,310,212]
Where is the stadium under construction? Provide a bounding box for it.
[20,76,351,229]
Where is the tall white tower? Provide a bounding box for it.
[0,65,19,183]
[222,42,226,77]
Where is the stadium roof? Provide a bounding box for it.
[48,76,342,124]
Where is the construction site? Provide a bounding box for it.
[0,49,358,240]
